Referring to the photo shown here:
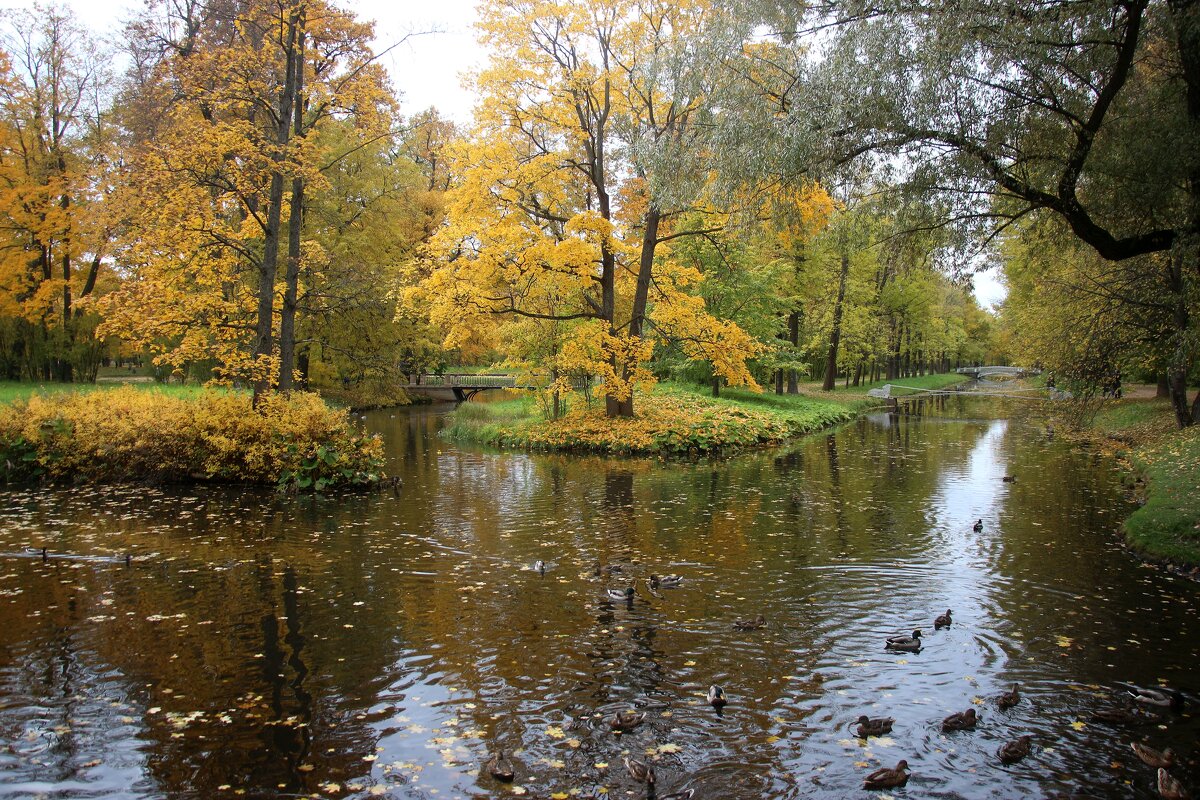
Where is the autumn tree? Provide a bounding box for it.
[418,0,762,418]
[99,0,394,396]
[0,9,113,381]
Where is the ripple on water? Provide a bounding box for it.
[0,398,1196,798]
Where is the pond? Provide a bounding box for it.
[0,394,1196,799]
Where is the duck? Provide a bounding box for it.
[485,750,515,782]
[1131,742,1177,769]
[609,709,646,732]
[624,756,655,785]
[1003,475,1016,483]
[606,586,635,601]
[934,609,952,629]
[1158,768,1191,800]
[733,614,766,630]
[1128,686,1185,712]
[941,707,978,732]
[854,715,894,738]
[998,735,1032,764]
[1092,707,1151,725]
[997,683,1021,710]
[534,560,546,572]
[973,519,983,532]
[862,759,909,790]
[708,685,728,708]
[885,629,922,652]
[648,574,683,589]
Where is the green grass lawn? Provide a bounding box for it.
[1092,398,1200,565]
[443,381,859,455]
[0,380,240,405]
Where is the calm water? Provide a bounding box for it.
[0,395,1196,799]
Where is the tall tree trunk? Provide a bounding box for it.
[1167,0,1199,424]
[252,9,300,405]
[611,205,662,417]
[279,11,307,394]
[821,253,850,391]
[787,311,800,393]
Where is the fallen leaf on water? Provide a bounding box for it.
[1070,721,1086,731]
[546,725,565,739]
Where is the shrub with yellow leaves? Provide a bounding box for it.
[0,387,385,490]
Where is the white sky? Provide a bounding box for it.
[0,0,1007,310]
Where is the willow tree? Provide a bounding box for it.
[756,0,1200,424]
[417,0,761,417]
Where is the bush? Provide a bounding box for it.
[0,387,385,490]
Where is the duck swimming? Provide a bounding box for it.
[998,735,1032,764]
[609,709,646,732]
[708,685,728,708]
[1158,768,1191,800]
[534,560,546,572]
[648,574,683,589]
[1131,742,1177,769]
[606,587,635,601]
[997,683,1021,710]
[733,614,766,630]
[885,630,922,652]
[1127,686,1185,712]
[942,708,978,732]
[862,760,909,790]
[973,519,983,532]
[624,756,655,784]
[854,715,894,738]
[934,609,952,629]
[485,750,515,782]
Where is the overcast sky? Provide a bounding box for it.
[0,0,1006,309]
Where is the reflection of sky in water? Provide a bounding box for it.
[0,401,1196,799]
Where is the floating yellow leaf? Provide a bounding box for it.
[546,726,565,739]
[1070,720,1086,731]
[766,735,781,744]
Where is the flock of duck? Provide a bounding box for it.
[493,554,1192,798]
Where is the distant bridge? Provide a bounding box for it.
[401,373,588,402]
[955,365,1040,379]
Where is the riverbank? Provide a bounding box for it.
[1070,394,1200,569]
[443,382,867,456]
[0,384,385,491]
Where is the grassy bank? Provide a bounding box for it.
[0,384,385,491]
[1082,397,1200,567]
[443,382,862,456]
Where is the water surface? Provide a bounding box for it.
[0,394,1196,799]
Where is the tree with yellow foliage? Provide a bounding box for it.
[99,0,393,397]
[0,10,114,381]
[416,0,766,418]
